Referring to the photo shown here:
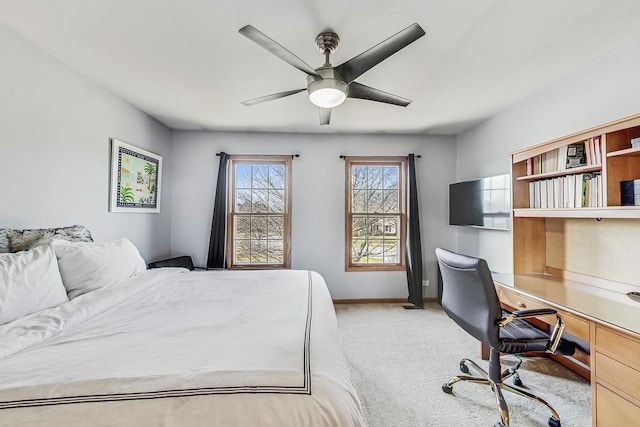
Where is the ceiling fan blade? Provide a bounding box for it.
[335,23,425,84]
[319,108,331,125]
[239,25,321,77]
[347,82,411,107]
[241,89,306,106]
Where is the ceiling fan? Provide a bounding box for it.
[239,23,426,125]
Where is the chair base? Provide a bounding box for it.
[442,357,561,427]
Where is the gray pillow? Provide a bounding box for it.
[8,225,93,253]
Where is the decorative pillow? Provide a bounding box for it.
[54,237,147,299]
[0,241,69,325]
[7,225,93,253]
[0,229,9,253]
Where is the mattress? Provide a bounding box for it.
[0,269,364,426]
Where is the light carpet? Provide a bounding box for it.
[335,303,591,427]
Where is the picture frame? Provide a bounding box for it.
[109,138,162,213]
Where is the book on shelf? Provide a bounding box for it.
[620,179,640,206]
[524,136,602,176]
[566,143,586,168]
[593,136,602,165]
[527,172,603,208]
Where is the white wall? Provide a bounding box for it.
[0,23,172,261]
[455,39,640,270]
[170,131,457,299]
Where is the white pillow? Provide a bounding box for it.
[0,241,69,325]
[54,237,147,299]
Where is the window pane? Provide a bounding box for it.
[235,240,251,263]
[368,216,382,236]
[383,239,399,263]
[252,165,269,188]
[251,215,267,239]
[383,216,399,238]
[352,189,366,213]
[269,165,285,189]
[351,241,366,263]
[252,189,269,212]
[352,216,367,238]
[367,166,383,189]
[235,216,250,238]
[251,240,267,263]
[236,164,252,189]
[236,189,251,212]
[268,189,285,212]
[383,167,398,189]
[267,240,283,263]
[368,189,383,213]
[352,166,367,189]
[267,216,283,239]
[366,238,384,263]
[383,189,399,212]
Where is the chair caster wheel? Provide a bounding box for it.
[442,383,453,394]
[512,376,522,387]
[459,361,470,374]
[548,416,561,427]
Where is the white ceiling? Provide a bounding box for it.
[2,0,640,135]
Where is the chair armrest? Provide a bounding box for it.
[497,308,557,326]
[512,308,557,318]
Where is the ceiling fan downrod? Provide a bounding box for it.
[315,31,339,66]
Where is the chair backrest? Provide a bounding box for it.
[435,248,502,348]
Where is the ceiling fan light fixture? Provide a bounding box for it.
[308,78,348,108]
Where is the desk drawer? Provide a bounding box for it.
[595,352,640,401]
[596,384,640,426]
[497,287,590,341]
[595,326,640,367]
[498,287,546,311]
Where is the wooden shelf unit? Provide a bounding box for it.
[509,113,640,427]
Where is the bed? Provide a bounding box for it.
[0,227,365,426]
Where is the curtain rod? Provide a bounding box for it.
[339,154,421,159]
[216,152,300,159]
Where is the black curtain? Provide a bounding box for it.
[207,152,229,269]
[405,154,424,307]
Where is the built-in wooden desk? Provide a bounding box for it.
[492,273,640,427]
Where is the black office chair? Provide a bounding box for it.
[435,248,576,427]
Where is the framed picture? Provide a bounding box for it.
[109,139,162,213]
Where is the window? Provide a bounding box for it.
[345,157,407,271]
[227,156,292,269]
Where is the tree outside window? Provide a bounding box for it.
[227,156,291,269]
[345,157,407,271]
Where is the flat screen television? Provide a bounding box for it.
[449,174,511,230]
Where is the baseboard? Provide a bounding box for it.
[333,297,438,304]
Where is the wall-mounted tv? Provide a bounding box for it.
[449,174,511,230]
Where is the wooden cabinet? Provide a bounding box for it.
[511,114,640,288]
[594,326,640,426]
[508,113,640,426]
[512,113,640,217]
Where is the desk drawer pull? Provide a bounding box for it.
[517,301,527,308]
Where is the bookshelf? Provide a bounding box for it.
[512,113,640,218]
[507,113,640,427]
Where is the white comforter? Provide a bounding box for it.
[0,269,364,426]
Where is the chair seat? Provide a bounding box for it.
[498,316,576,355]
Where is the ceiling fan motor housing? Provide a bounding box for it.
[307,67,349,108]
